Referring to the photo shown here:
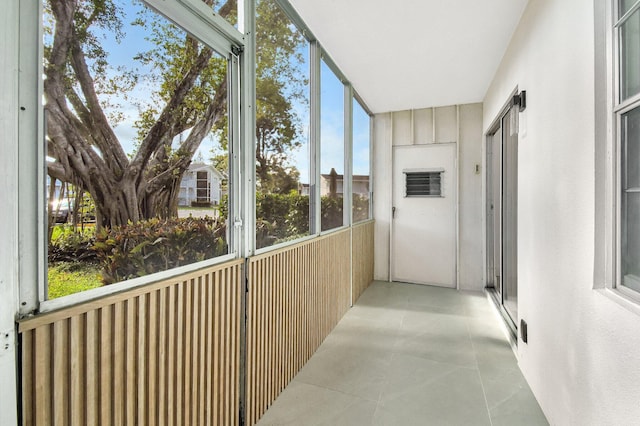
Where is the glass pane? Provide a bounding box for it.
[620,0,639,17]
[621,9,640,100]
[502,109,518,322]
[622,192,640,291]
[255,0,310,249]
[320,60,345,231]
[199,0,239,28]
[44,0,230,298]
[352,98,370,222]
[623,106,640,292]
[624,107,640,189]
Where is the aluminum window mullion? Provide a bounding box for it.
[344,84,354,227]
[229,53,243,257]
[18,0,44,314]
[144,0,242,57]
[310,40,322,235]
[368,108,374,220]
[240,0,255,258]
[177,0,245,45]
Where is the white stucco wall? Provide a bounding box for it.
[483,0,640,424]
[373,113,393,281]
[458,104,484,291]
[373,104,484,291]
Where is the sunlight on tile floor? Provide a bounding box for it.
[257,281,548,426]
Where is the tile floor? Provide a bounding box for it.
[257,281,548,426]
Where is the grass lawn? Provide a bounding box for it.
[48,262,102,299]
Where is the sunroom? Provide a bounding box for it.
[1,0,640,425]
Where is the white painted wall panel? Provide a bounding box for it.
[435,106,458,143]
[483,0,640,424]
[413,108,434,145]
[374,103,484,290]
[458,104,484,291]
[373,113,392,280]
[391,110,412,146]
[0,1,21,424]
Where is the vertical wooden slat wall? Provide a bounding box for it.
[245,229,352,425]
[352,220,375,304]
[19,259,244,426]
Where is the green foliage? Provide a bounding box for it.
[223,191,360,248]
[48,262,102,299]
[48,225,98,264]
[254,0,308,194]
[256,192,309,248]
[320,196,343,231]
[352,194,370,223]
[93,217,227,284]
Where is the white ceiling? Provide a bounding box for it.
[288,0,529,114]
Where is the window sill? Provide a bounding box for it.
[595,287,640,317]
[38,253,238,314]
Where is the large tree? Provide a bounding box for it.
[254,0,308,194]
[45,0,307,228]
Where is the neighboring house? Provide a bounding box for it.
[178,163,225,206]
[320,168,370,196]
[298,171,370,197]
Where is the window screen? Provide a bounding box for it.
[404,170,443,197]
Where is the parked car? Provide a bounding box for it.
[50,199,72,223]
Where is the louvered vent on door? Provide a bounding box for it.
[404,170,443,197]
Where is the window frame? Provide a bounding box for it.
[20,0,246,314]
[351,93,373,224]
[19,0,375,314]
[615,0,640,302]
[318,55,348,234]
[597,0,640,305]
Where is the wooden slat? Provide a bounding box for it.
[85,310,99,425]
[69,315,84,426]
[21,330,34,425]
[245,229,352,425]
[166,284,177,426]
[124,298,137,426]
[17,228,372,426]
[98,306,114,424]
[19,259,243,426]
[52,320,69,426]
[34,325,52,425]
[352,220,375,304]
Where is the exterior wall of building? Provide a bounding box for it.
[483,0,640,424]
[178,167,223,206]
[373,103,484,291]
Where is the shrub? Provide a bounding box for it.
[353,194,370,223]
[48,225,98,264]
[93,217,227,284]
[320,196,343,231]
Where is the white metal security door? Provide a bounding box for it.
[392,144,457,287]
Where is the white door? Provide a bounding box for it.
[392,144,457,288]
